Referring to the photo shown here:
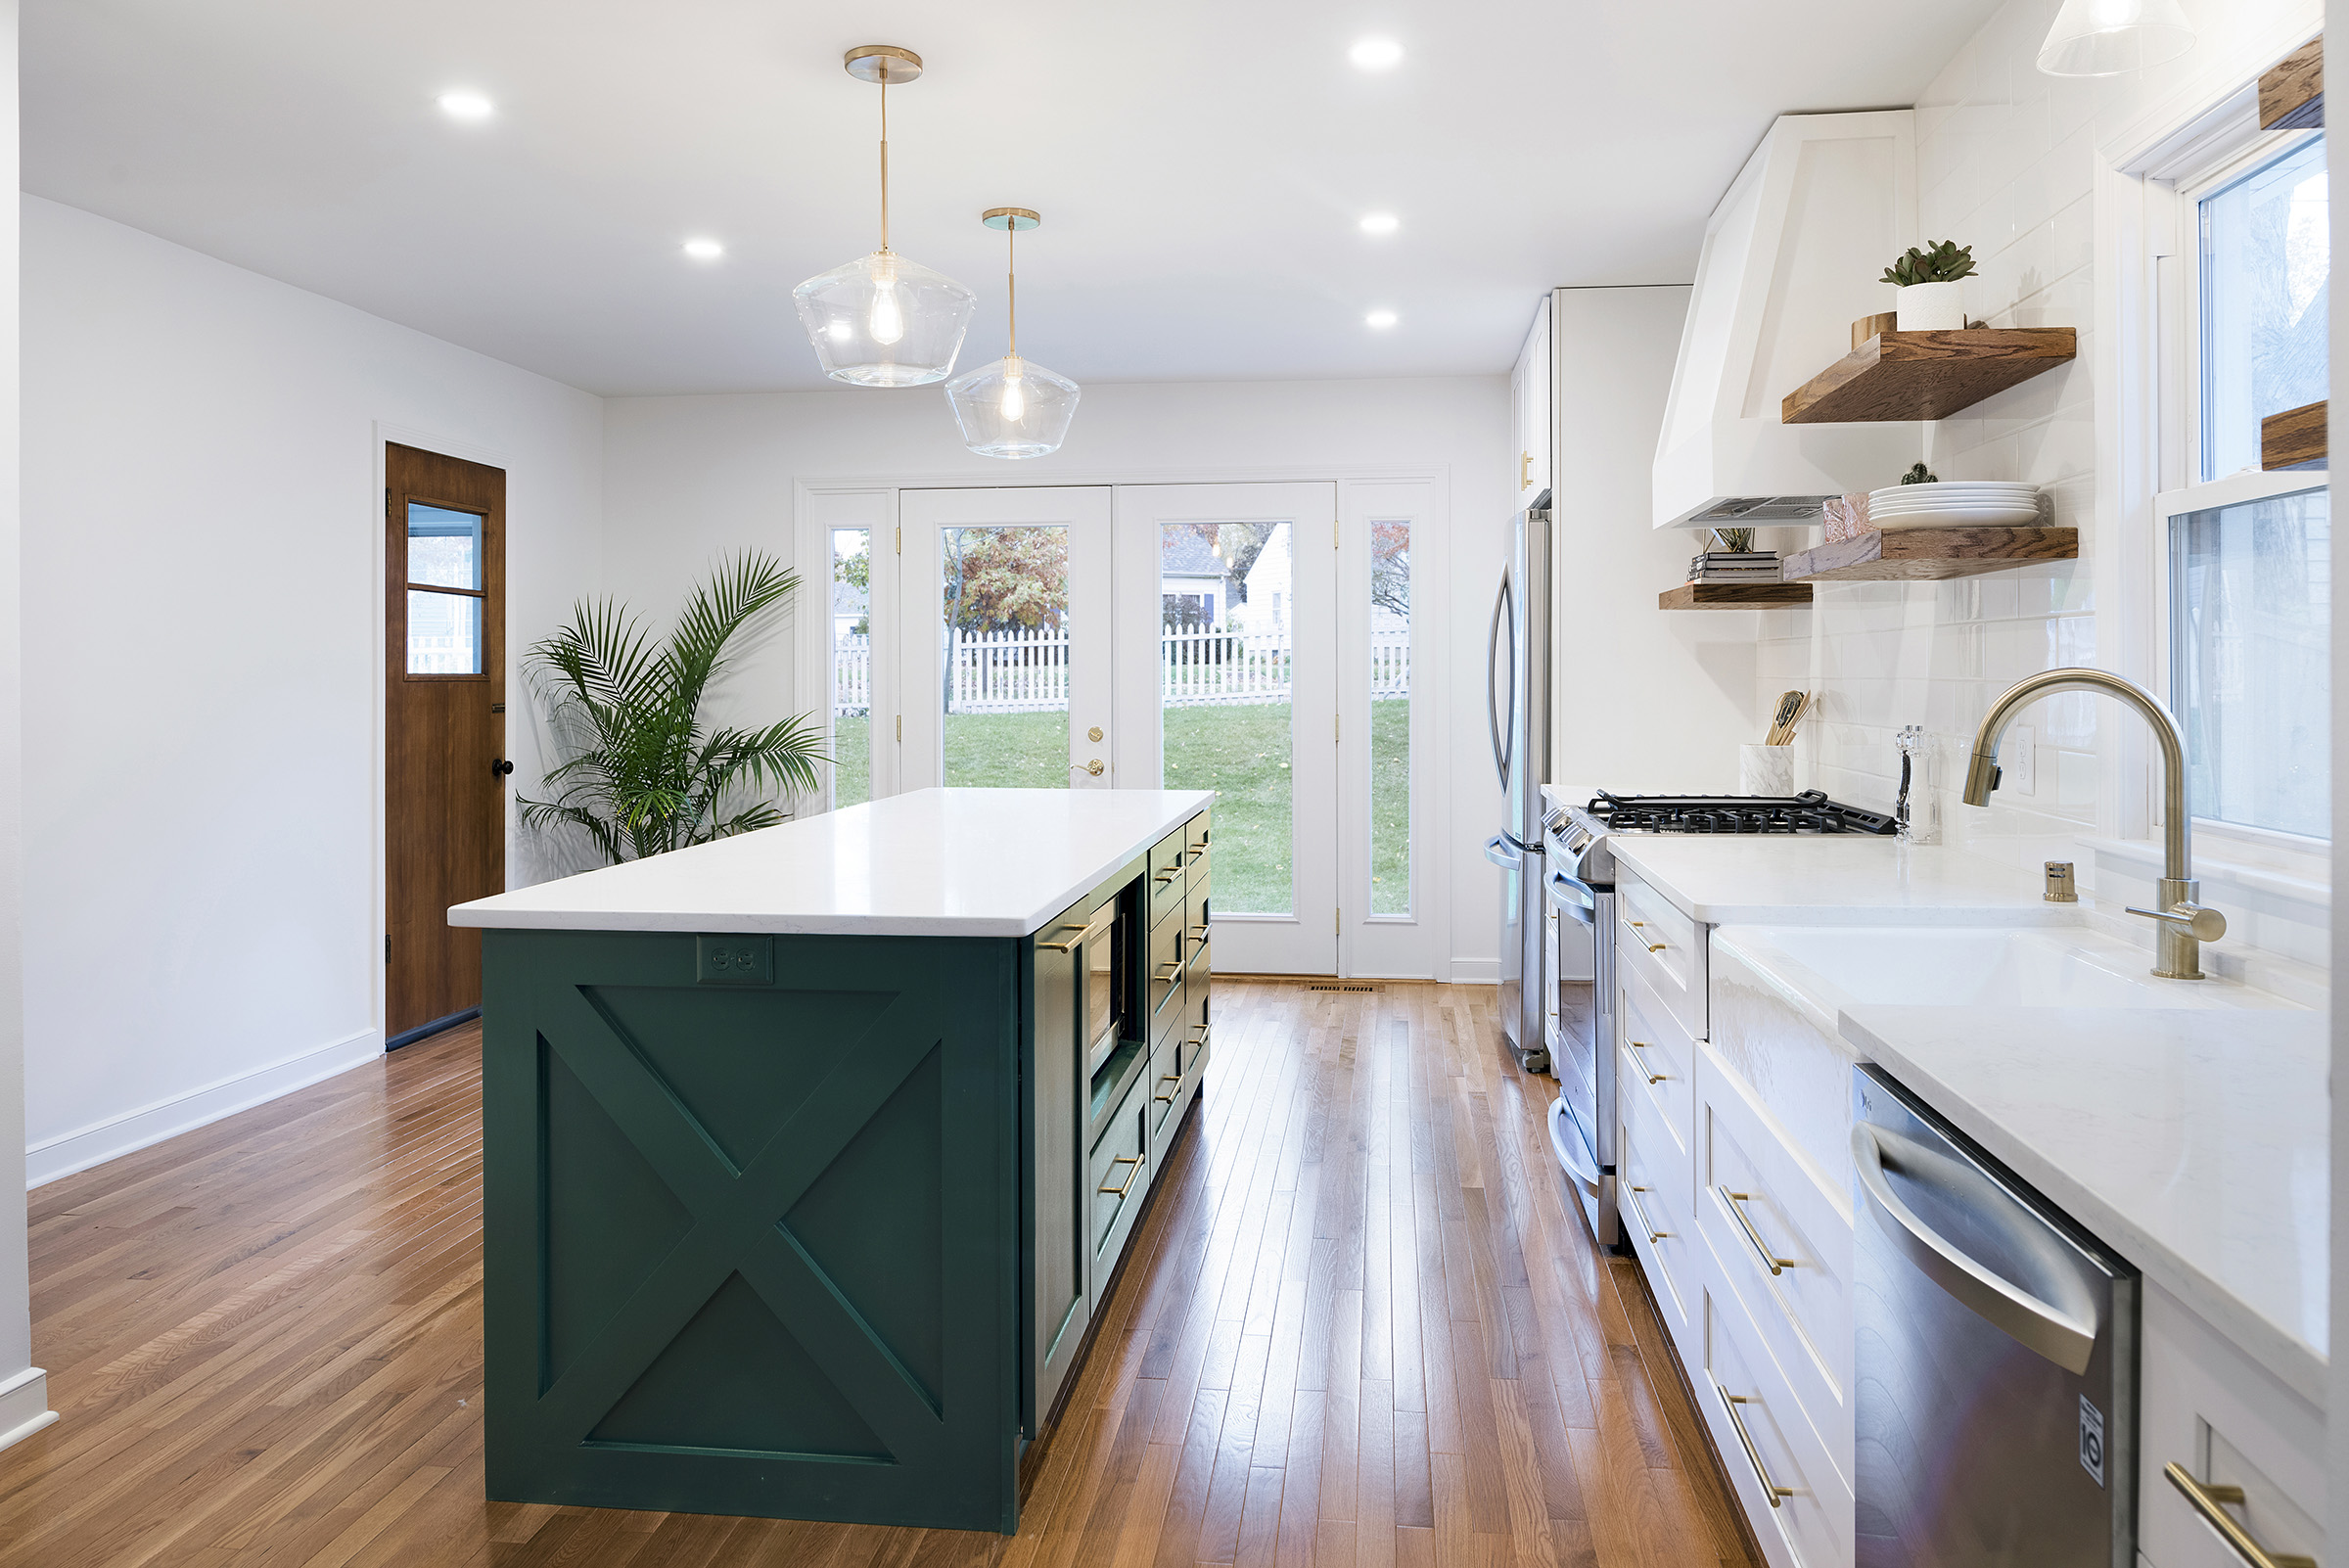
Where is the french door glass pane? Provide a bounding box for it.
[407,589,482,674]
[1161,521,1292,915]
[1369,521,1411,914]
[2169,487,2329,837]
[2200,136,2328,481]
[831,528,872,807]
[407,502,483,589]
[942,526,1070,787]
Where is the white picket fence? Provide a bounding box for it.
[830,626,1409,715]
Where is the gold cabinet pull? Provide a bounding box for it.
[1154,1072,1181,1105]
[1036,907,1115,954]
[1711,1378,1796,1508]
[2164,1462,2317,1568]
[1155,865,1182,883]
[1719,1188,1798,1276]
[1623,1183,1668,1243]
[1098,1154,1143,1199]
[1188,924,1210,942]
[1153,961,1182,982]
[1626,1040,1668,1084]
[1626,920,1667,953]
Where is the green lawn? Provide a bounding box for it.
[827,699,1411,919]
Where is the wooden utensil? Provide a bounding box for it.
[1765,689,1802,745]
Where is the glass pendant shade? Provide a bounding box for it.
[945,353,1081,459]
[793,251,976,387]
[2036,0,2194,75]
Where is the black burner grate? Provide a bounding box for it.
[1586,789,1897,836]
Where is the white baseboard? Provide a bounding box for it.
[0,1367,55,1452]
[27,1027,383,1188]
[1448,959,1499,985]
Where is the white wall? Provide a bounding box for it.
[1749,0,2324,987]
[600,376,1513,977]
[0,0,52,1451]
[19,196,605,1183]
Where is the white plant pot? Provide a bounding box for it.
[1895,280,1965,331]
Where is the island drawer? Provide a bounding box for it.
[1698,1272,1854,1568]
[1183,873,1209,952]
[1149,831,1188,926]
[1147,1032,1188,1153]
[1148,914,1184,1034]
[1620,1056,1696,1346]
[1184,811,1211,859]
[1087,1072,1151,1296]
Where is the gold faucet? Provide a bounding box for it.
[1961,667,2226,981]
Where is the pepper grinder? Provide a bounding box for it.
[1894,725,1941,845]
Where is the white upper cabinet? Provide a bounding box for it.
[1651,111,1924,530]
[1511,297,1552,501]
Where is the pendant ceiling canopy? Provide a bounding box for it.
[792,45,975,387]
[945,208,1082,460]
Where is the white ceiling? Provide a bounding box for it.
[23,0,2004,397]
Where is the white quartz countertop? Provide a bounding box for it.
[1841,1006,2328,1398]
[1605,837,2072,925]
[449,787,1214,937]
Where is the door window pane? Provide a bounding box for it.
[407,589,483,674]
[2200,136,2328,480]
[407,503,483,589]
[942,526,1070,787]
[2170,486,2329,837]
[831,528,872,807]
[1162,522,1292,914]
[1369,521,1411,914]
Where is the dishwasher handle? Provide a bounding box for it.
[1852,1124,2098,1374]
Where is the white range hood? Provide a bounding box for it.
[1652,111,1923,530]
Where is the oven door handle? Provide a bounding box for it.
[1483,834,1521,871]
[1545,868,1597,925]
[1547,1097,1600,1192]
[1851,1124,2097,1374]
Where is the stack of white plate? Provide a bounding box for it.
[1866,482,2042,530]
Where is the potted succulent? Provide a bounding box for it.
[1881,241,1975,331]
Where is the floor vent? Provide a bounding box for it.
[1307,984,1379,993]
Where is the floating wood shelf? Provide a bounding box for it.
[2262,399,2326,471]
[1658,581,1815,610]
[1782,329,2078,424]
[1782,527,2077,583]
[2260,36,2323,130]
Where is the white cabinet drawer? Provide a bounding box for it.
[1618,870,1704,1040]
[1621,1069,1698,1354]
[1699,1271,1853,1568]
[2140,1284,2325,1568]
[1619,959,1694,1152]
[1694,1039,1854,1487]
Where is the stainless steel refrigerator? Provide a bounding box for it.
[1483,496,1551,1073]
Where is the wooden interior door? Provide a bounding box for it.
[386,442,506,1044]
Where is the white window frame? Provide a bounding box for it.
[2140,91,2330,855]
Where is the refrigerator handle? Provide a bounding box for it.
[1488,573,1514,789]
[1482,834,1521,871]
[1851,1125,2098,1374]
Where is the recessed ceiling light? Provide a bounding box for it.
[437,90,494,120]
[1365,309,1399,329]
[682,238,724,260]
[1359,211,1399,235]
[1349,37,1404,70]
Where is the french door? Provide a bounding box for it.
[898,487,1114,793]
[1116,484,1338,975]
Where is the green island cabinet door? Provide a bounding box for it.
[481,927,1023,1532]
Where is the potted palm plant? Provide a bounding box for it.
[519,551,825,865]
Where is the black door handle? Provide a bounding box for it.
[491,758,515,778]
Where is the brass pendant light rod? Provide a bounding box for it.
[846,45,924,254]
[982,208,1041,356]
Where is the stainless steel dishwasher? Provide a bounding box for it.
[1852,1065,2137,1568]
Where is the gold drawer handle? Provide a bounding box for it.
[1624,1183,1668,1243]
[1189,1026,1210,1049]
[1155,866,1182,883]
[1712,1378,1796,1508]
[1154,1072,1180,1105]
[1627,920,1667,953]
[1626,1040,1668,1084]
[1036,907,1115,953]
[1188,924,1210,942]
[1720,1188,1798,1276]
[1098,1154,1143,1199]
[1154,961,1183,982]
[2165,1463,2317,1568]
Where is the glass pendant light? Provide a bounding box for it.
[793,46,976,387]
[945,208,1081,459]
[2036,0,2194,76]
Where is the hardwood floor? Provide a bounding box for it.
[0,980,1758,1567]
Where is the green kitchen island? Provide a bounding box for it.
[449,787,1214,1533]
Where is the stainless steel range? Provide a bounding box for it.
[1543,789,1895,1251]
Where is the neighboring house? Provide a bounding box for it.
[1159,529,1230,627]
[1234,528,1291,634]
[834,576,868,642]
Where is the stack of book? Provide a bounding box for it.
[1687,550,1781,582]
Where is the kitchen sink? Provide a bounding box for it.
[1718,924,2301,1012]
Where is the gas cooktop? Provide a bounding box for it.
[1584,789,1897,836]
